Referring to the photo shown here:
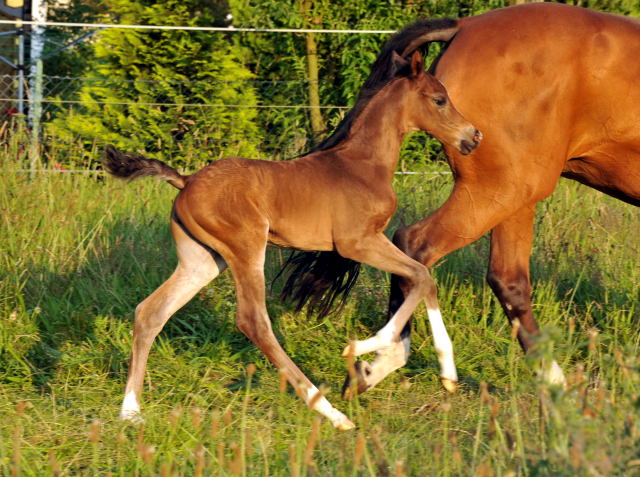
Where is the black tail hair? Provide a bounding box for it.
[103,145,186,190]
[276,251,361,318]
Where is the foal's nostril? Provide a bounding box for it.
[473,129,483,144]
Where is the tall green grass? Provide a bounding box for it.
[1,154,638,475]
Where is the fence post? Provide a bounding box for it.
[29,0,47,169]
[29,59,43,169]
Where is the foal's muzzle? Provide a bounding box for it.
[459,129,483,155]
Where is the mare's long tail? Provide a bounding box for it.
[103,145,187,190]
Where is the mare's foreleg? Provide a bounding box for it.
[487,206,565,385]
[121,222,227,421]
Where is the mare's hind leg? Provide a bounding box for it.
[224,243,355,430]
[487,206,565,385]
[121,220,227,421]
[335,233,458,396]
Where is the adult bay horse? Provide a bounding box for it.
[103,51,481,429]
[284,2,640,396]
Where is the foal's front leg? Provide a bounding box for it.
[336,233,457,394]
[227,246,355,430]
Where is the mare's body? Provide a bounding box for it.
[342,3,639,393]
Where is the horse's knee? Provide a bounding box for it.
[133,302,167,339]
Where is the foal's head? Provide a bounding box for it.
[393,50,482,155]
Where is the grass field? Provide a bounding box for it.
[1,156,639,476]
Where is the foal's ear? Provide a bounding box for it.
[390,50,411,77]
[409,50,425,78]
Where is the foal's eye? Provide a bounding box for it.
[433,96,447,107]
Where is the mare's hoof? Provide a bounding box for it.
[441,378,458,393]
[342,360,372,400]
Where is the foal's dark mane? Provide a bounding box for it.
[279,18,458,317]
[313,18,457,152]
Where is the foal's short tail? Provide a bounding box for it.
[276,251,361,318]
[103,145,186,190]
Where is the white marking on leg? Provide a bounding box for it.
[120,390,142,421]
[304,385,354,430]
[343,321,398,357]
[427,307,457,382]
[360,336,411,390]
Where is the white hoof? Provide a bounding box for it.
[541,360,566,387]
[441,377,458,393]
[120,409,144,424]
[334,416,356,431]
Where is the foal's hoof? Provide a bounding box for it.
[441,378,458,393]
[120,410,144,425]
[335,418,356,431]
[342,360,372,400]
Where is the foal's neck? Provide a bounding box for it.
[334,81,410,176]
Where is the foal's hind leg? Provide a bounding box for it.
[223,243,355,430]
[120,221,226,421]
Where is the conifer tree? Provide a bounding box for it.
[46,0,262,167]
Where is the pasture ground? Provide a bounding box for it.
[1,157,639,475]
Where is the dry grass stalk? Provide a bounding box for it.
[289,443,299,477]
[476,459,494,477]
[480,381,491,405]
[569,436,583,470]
[160,463,171,477]
[353,431,366,469]
[11,419,21,477]
[246,430,254,457]
[168,407,182,428]
[247,363,257,377]
[48,450,60,477]
[511,319,521,340]
[210,412,220,440]
[88,419,101,443]
[279,368,289,393]
[136,425,145,456]
[370,426,389,474]
[345,342,357,381]
[140,443,155,466]
[308,385,328,409]
[194,443,205,477]
[488,401,500,439]
[394,460,405,477]
[588,329,599,354]
[224,408,232,426]
[191,407,202,430]
[304,418,321,468]
[217,442,225,468]
[228,443,243,475]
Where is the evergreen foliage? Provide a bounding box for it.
[41,0,640,167]
[46,0,262,168]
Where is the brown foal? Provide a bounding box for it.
[104,51,481,429]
